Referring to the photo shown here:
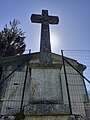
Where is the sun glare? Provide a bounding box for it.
[50,32,59,52]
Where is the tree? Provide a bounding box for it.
[0,19,26,57]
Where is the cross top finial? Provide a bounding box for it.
[31,10,59,64]
[42,9,48,15]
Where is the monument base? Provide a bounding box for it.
[24,103,70,115]
[24,115,75,120]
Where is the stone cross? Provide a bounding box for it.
[31,10,59,64]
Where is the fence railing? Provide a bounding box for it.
[62,50,90,96]
[61,50,90,117]
[0,50,31,115]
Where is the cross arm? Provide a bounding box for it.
[48,16,59,24]
[31,14,43,23]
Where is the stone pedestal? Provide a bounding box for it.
[24,63,70,116]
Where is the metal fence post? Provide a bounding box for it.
[61,50,72,115]
[20,50,31,112]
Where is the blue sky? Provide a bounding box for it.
[0,0,90,54]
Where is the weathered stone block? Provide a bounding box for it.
[24,115,72,120]
[29,68,62,102]
[24,103,70,115]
